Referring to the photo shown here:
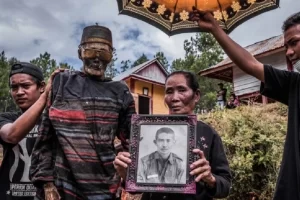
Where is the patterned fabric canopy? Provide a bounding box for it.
[117,0,280,36]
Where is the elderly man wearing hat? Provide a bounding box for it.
[30,25,136,200]
[0,63,61,200]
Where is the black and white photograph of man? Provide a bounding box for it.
[137,125,188,184]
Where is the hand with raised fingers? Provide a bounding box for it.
[190,149,216,188]
[190,7,219,32]
[113,152,132,180]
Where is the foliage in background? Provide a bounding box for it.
[198,103,287,200]
[0,51,74,112]
[120,51,169,72]
[171,33,225,111]
[131,53,149,68]
[30,52,74,80]
[120,60,131,73]
[105,48,119,78]
[0,51,18,112]
[154,51,169,71]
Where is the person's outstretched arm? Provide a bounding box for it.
[192,10,264,82]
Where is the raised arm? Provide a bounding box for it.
[0,69,63,144]
[192,10,264,82]
[0,93,47,144]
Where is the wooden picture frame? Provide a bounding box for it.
[125,114,197,194]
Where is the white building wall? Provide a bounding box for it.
[233,51,286,96]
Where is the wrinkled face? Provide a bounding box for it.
[80,42,112,78]
[10,74,43,111]
[165,74,200,114]
[284,24,300,66]
[154,133,175,155]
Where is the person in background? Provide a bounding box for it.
[226,93,239,109]
[216,83,227,109]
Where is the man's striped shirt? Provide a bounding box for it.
[30,71,135,200]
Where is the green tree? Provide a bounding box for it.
[199,103,287,200]
[0,51,74,112]
[0,51,18,112]
[120,60,131,73]
[0,51,10,98]
[105,48,119,78]
[30,52,57,80]
[59,62,74,70]
[170,33,224,111]
[30,52,74,80]
[171,54,196,72]
[131,54,149,68]
[154,52,169,72]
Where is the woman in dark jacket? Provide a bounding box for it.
[114,71,232,200]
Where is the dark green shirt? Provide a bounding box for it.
[137,151,184,184]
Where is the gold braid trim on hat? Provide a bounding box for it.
[83,38,112,48]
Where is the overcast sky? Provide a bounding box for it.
[0,0,299,70]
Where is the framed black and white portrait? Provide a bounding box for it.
[125,115,197,194]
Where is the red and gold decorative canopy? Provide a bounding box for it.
[117,0,280,36]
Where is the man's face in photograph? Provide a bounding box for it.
[154,132,176,156]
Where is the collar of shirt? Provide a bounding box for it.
[153,151,175,164]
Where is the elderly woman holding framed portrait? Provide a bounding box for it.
[114,71,232,200]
